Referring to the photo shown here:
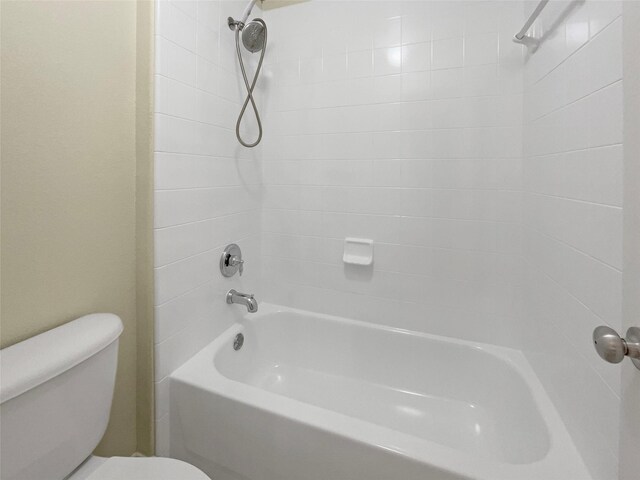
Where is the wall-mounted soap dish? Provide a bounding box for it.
[343,238,373,266]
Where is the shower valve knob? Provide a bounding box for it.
[220,244,245,277]
[230,255,244,276]
[593,326,640,370]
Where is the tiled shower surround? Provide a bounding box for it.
[153,0,263,455]
[153,1,624,479]
[260,0,525,346]
[522,2,623,479]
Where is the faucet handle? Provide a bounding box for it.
[220,244,244,277]
[230,255,244,276]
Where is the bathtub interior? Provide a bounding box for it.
[214,311,550,465]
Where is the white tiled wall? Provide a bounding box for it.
[153,0,263,455]
[521,2,623,479]
[259,1,527,346]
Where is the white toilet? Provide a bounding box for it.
[0,313,210,480]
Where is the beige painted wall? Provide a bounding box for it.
[135,0,155,457]
[1,0,153,455]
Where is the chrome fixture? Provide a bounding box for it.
[593,326,640,371]
[513,0,548,43]
[220,244,244,277]
[242,21,266,53]
[227,289,258,313]
[228,19,266,53]
[228,0,267,148]
[233,333,245,351]
[227,0,261,30]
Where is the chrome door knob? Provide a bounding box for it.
[593,326,640,370]
[593,326,626,363]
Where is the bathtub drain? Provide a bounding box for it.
[233,333,244,351]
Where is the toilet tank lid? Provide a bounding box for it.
[0,313,123,404]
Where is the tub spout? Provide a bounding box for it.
[226,289,258,313]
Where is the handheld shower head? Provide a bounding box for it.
[228,3,268,147]
[242,20,266,52]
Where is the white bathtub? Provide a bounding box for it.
[169,304,591,480]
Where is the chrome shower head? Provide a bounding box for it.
[242,20,266,52]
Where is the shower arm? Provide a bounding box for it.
[228,0,260,30]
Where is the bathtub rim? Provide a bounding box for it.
[170,302,593,480]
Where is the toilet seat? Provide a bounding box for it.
[69,456,210,480]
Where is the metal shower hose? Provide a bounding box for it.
[234,19,267,148]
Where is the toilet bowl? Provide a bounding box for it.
[0,313,211,480]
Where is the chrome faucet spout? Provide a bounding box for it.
[226,289,258,313]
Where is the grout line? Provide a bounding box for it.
[522,257,621,399]
[262,186,523,192]
[526,191,623,210]
[154,278,217,310]
[262,208,522,226]
[155,111,236,132]
[526,79,622,124]
[276,125,523,136]
[272,89,523,113]
[155,207,260,230]
[524,142,622,159]
[154,211,258,232]
[155,72,242,106]
[523,224,622,274]
[262,255,523,288]
[524,141,624,158]
[154,149,256,160]
[262,281,521,322]
[154,151,260,161]
[527,15,622,88]
[154,233,257,270]
[155,184,262,193]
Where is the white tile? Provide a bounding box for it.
[525,193,623,270]
[401,71,431,101]
[172,0,197,18]
[373,47,402,76]
[464,32,498,66]
[299,56,322,84]
[164,40,197,85]
[158,1,197,51]
[564,0,590,54]
[322,53,347,82]
[401,42,431,73]
[586,17,622,93]
[197,0,219,27]
[373,16,401,49]
[401,13,432,45]
[588,0,622,38]
[154,249,217,304]
[524,146,623,207]
[346,23,373,52]
[196,24,220,63]
[432,37,464,70]
[588,81,623,148]
[347,49,374,78]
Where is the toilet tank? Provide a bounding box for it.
[0,314,123,480]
